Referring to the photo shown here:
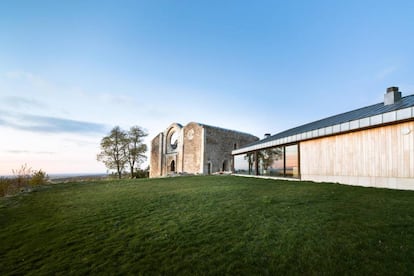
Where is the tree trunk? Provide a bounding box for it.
[117,162,122,179]
[130,166,134,179]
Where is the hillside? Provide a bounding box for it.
[1,176,414,274]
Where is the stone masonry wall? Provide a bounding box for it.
[204,125,258,174]
[182,122,203,174]
[149,122,258,177]
[149,133,162,177]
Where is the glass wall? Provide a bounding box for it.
[234,153,256,175]
[285,144,299,178]
[234,143,299,178]
[258,147,284,176]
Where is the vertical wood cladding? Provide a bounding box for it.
[300,121,414,185]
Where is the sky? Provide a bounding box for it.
[1,0,414,175]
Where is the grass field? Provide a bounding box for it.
[1,176,414,275]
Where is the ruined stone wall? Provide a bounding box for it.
[204,126,258,174]
[149,122,258,177]
[162,123,183,176]
[149,133,162,177]
[164,154,178,175]
[182,122,204,174]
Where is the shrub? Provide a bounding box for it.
[12,164,31,188]
[0,177,13,197]
[29,170,49,186]
[132,169,149,178]
[0,165,50,197]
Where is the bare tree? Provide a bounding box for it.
[97,126,128,179]
[125,126,148,178]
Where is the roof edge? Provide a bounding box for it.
[233,104,414,155]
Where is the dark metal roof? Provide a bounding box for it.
[246,94,414,148]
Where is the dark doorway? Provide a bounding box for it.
[222,160,228,172]
[170,160,175,172]
[208,162,211,175]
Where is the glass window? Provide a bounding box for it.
[285,144,299,178]
[234,143,299,178]
[258,147,284,176]
[234,153,256,175]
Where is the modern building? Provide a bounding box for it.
[233,87,414,190]
[150,122,258,177]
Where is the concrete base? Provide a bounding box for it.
[233,173,414,191]
[301,174,414,191]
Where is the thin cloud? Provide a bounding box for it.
[2,96,47,110]
[0,110,108,134]
[5,150,55,155]
[4,71,50,89]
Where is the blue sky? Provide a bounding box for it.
[1,0,414,174]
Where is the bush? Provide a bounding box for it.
[0,177,24,197]
[29,170,49,186]
[0,165,49,197]
[0,177,13,197]
[133,169,149,179]
[12,163,31,189]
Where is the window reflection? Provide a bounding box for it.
[285,144,299,178]
[234,143,299,178]
[234,153,256,175]
[258,147,284,176]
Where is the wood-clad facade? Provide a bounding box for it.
[232,88,414,190]
[300,121,414,189]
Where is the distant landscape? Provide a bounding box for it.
[49,173,107,180]
[0,173,107,179]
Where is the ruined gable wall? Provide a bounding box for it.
[182,122,204,174]
[150,122,258,177]
[149,133,163,177]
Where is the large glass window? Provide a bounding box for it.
[258,147,284,176]
[285,144,299,178]
[234,143,299,178]
[234,153,256,175]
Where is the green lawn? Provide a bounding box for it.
[1,176,414,275]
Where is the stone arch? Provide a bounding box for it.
[165,123,182,153]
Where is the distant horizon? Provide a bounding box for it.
[1,172,108,179]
